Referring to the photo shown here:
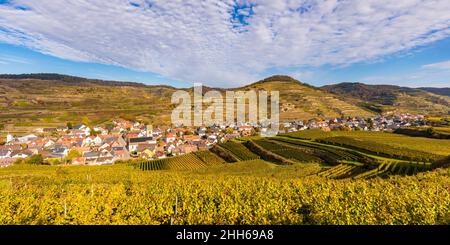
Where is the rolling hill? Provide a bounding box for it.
[0,74,177,135]
[0,74,449,136]
[240,76,373,120]
[322,82,450,115]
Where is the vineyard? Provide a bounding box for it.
[317,136,442,162]
[280,129,331,140]
[135,151,225,171]
[1,130,449,224]
[245,136,439,178]
[283,129,450,156]
[250,139,323,163]
[270,137,376,164]
[193,151,226,165]
[318,160,432,180]
[128,129,448,180]
[318,164,366,179]
[394,127,450,139]
[0,164,449,224]
[218,141,260,161]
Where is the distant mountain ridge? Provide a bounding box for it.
[322,82,450,115]
[420,87,450,97]
[0,73,175,89]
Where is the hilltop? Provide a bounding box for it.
[241,76,373,120]
[322,82,450,114]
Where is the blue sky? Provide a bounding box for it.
[1,0,450,88]
[0,43,191,87]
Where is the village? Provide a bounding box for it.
[0,114,427,167]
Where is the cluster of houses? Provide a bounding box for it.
[0,114,426,168]
[279,114,426,133]
[0,119,258,167]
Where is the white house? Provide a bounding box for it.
[73,124,88,130]
[17,134,38,143]
[128,137,156,152]
[0,150,11,159]
[83,136,102,146]
[167,144,176,153]
[6,134,14,143]
[44,139,55,148]
[164,133,176,143]
[11,150,33,158]
[93,127,108,135]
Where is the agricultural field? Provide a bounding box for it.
[270,137,376,165]
[193,151,226,165]
[317,164,366,179]
[250,139,323,164]
[427,116,450,126]
[217,141,260,161]
[319,160,432,180]
[435,127,450,133]
[283,129,450,156]
[129,129,450,182]
[317,136,441,162]
[134,151,225,171]
[1,129,449,225]
[394,127,450,139]
[0,163,449,225]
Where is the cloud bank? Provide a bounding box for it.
[423,60,450,70]
[0,0,450,86]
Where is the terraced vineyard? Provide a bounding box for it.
[251,139,323,163]
[319,160,433,180]
[270,137,376,164]
[317,136,441,162]
[280,129,331,140]
[283,129,450,156]
[134,130,444,179]
[372,161,432,176]
[136,151,224,171]
[265,136,437,179]
[218,141,260,161]
[193,150,226,165]
[318,164,366,179]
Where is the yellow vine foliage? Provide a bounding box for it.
[0,164,449,225]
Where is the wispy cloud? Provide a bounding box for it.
[422,60,450,69]
[0,0,450,86]
[0,54,30,64]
